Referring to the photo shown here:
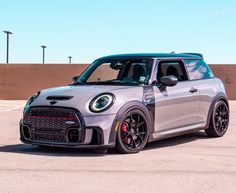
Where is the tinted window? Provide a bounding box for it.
[76,59,152,86]
[157,61,188,83]
[185,60,214,80]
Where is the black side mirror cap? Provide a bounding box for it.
[160,75,178,87]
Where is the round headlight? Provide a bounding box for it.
[90,93,114,112]
[24,91,40,112]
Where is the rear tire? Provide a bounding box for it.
[205,100,229,137]
[116,109,148,154]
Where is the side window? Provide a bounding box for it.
[157,61,188,82]
[121,62,147,83]
[185,60,214,80]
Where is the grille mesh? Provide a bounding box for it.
[34,133,66,143]
[23,107,82,143]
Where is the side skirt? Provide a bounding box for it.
[148,122,206,142]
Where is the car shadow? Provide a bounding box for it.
[0,144,110,157]
[0,131,209,157]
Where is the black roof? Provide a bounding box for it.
[98,53,203,60]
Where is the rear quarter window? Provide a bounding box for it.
[185,60,214,80]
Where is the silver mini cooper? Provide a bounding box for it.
[20,53,229,153]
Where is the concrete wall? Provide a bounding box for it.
[0,64,235,99]
[210,65,235,99]
[0,64,88,100]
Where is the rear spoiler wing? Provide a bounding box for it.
[180,53,203,59]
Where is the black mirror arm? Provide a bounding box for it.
[72,76,80,82]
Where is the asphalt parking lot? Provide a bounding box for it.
[0,100,235,193]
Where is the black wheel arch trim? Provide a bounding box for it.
[108,100,154,144]
[205,92,229,129]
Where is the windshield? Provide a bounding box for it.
[74,59,153,86]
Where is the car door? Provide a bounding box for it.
[184,59,216,124]
[153,60,201,133]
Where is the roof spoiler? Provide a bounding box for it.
[180,53,203,59]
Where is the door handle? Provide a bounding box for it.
[189,87,198,93]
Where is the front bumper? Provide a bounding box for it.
[20,106,117,149]
[20,137,115,149]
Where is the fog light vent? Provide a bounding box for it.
[23,125,31,139]
[67,128,79,143]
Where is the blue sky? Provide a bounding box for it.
[0,0,236,64]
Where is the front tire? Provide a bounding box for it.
[205,100,229,137]
[116,109,148,154]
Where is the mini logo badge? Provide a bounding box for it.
[50,100,58,105]
[65,121,75,125]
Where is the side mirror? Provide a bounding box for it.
[72,76,80,83]
[160,75,178,87]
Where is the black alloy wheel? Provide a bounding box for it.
[205,100,229,137]
[116,109,148,153]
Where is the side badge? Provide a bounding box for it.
[143,86,155,104]
[50,100,58,105]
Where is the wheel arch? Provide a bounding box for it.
[108,100,154,144]
[205,92,229,129]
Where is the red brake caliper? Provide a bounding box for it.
[122,122,128,132]
[121,122,129,144]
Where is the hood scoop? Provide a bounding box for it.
[46,95,73,101]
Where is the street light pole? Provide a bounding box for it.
[68,56,72,64]
[41,45,47,64]
[3,31,13,63]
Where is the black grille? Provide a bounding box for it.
[23,107,84,144]
[34,133,66,143]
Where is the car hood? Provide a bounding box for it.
[30,85,144,116]
[41,85,129,97]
